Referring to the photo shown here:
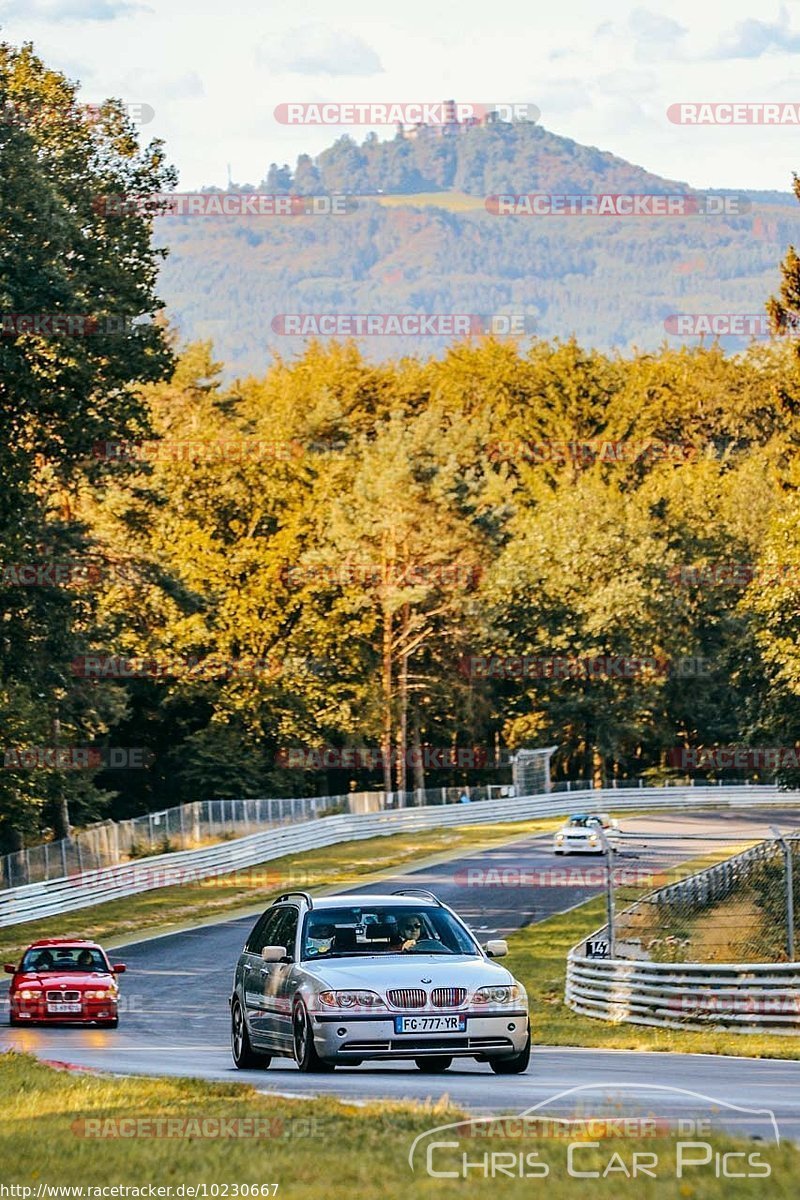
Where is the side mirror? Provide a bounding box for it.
[485,939,508,958]
[112,964,127,974]
[4,964,16,974]
[261,945,287,963]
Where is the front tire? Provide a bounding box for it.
[293,1000,335,1073]
[490,1030,530,1075]
[415,1056,452,1073]
[231,997,270,1069]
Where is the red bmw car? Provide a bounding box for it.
[5,938,126,1026]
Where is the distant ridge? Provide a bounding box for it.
[156,122,800,376]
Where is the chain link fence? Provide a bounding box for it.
[0,783,512,889]
[606,831,800,964]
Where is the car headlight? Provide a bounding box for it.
[18,989,37,1001]
[318,990,386,1010]
[555,833,565,842]
[588,833,598,843]
[85,990,111,1000]
[472,984,524,1005]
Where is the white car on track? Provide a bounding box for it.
[229,889,531,1075]
[553,812,619,855]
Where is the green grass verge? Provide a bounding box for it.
[0,818,563,964]
[0,1052,797,1197]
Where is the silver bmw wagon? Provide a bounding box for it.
[229,889,530,1074]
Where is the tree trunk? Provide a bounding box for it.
[396,603,411,796]
[592,746,605,789]
[52,711,71,839]
[381,601,393,795]
[397,648,408,797]
[411,715,426,795]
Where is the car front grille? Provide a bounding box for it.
[431,987,466,1008]
[46,990,80,1001]
[387,988,426,1008]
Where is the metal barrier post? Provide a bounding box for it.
[771,826,795,960]
[598,826,615,957]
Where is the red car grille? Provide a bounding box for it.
[46,990,80,1001]
[431,987,466,1008]
[387,988,426,1008]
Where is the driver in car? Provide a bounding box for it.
[392,915,423,951]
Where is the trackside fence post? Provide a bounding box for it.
[771,825,796,960]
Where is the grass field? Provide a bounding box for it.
[0,817,565,964]
[0,1052,797,1197]
[374,191,486,212]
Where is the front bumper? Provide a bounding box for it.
[311,1009,529,1061]
[554,841,604,854]
[11,1001,118,1024]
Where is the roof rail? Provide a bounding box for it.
[392,888,442,905]
[273,891,313,908]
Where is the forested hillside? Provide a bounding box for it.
[155,123,800,376]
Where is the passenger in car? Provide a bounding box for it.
[306,922,336,955]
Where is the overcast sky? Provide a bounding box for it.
[2,0,800,191]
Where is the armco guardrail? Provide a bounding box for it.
[0,783,517,888]
[0,784,791,930]
[566,956,800,1035]
[566,832,800,1035]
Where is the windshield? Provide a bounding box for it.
[568,815,605,828]
[21,946,108,973]
[301,905,478,959]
